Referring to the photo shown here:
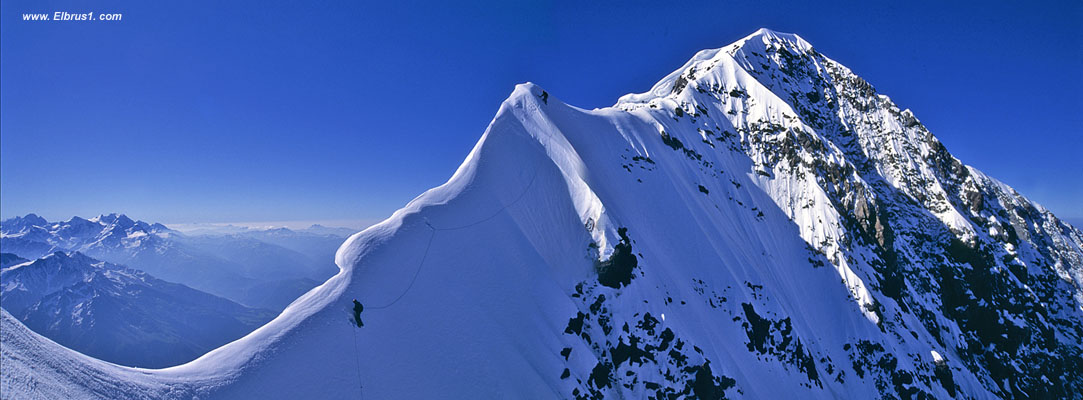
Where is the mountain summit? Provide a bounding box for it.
[2,29,1080,399]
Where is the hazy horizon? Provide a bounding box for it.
[0,212,375,232]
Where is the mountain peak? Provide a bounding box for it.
[65,216,91,225]
[3,251,92,274]
[0,213,48,233]
[40,251,93,264]
[613,28,819,107]
[92,213,134,227]
[506,82,550,106]
[735,28,813,53]
[1,213,45,223]
[22,213,47,224]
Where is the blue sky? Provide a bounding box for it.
[2,0,1080,227]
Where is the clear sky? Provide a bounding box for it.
[2,0,1080,227]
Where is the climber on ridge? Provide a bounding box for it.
[352,299,364,327]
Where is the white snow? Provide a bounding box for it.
[931,350,944,363]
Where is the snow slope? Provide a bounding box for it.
[3,29,1081,399]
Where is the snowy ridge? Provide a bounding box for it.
[3,29,1081,399]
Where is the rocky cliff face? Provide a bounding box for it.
[614,28,1083,398]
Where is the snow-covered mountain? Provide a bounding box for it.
[0,252,275,368]
[1,29,1080,399]
[0,214,343,310]
[0,213,171,260]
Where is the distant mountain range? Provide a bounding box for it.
[0,213,352,310]
[174,223,358,237]
[0,251,275,368]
